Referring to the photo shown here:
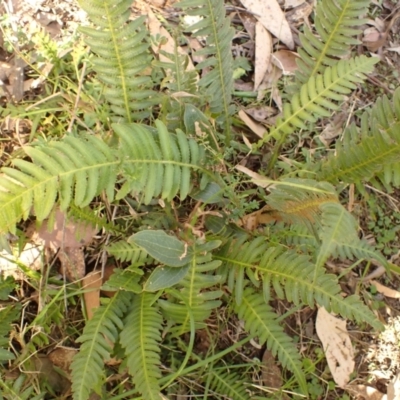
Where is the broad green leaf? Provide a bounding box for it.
[144,265,190,292]
[129,230,192,267]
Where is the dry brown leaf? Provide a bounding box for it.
[286,1,313,27]
[371,280,400,299]
[239,11,257,40]
[254,22,272,90]
[58,247,86,282]
[33,355,71,395]
[240,0,294,49]
[362,27,388,52]
[245,106,276,122]
[261,350,284,393]
[238,109,265,138]
[36,209,97,251]
[316,307,355,388]
[48,347,77,376]
[101,264,117,298]
[82,270,102,320]
[272,50,299,75]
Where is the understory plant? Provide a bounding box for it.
[1,0,400,398]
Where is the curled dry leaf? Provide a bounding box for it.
[245,106,276,122]
[316,307,355,388]
[286,1,313,27]
[240,0,294,49]
[271,50,299,75]
[371,280,400,299]
[238,109,265,138]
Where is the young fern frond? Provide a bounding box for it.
[78,0,158,121]
[260,56,379,145]
[314,88,400,188]
[234,287,307,394]
[158,240,223,334]
[71,291,132,400]
[266,179,338,226]
[206,369,251,400]
[0,121,204,234]
[294,0,370,89]
[176,0,235,141]
[120,292,163,400]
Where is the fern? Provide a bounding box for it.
[294,0,370,89]
[314,88,400,188]
[266,179,338,227]
[101,267,143,293]
[158,240,223,334]
[0,304,20,361]
[316,203,387,269]
[176,0,235,141]
[120,292,163,400]
[71,291,132,400]
[155,39,199,130]
[78,0,158,121]
[206,369,251,400]
[260,56,379,145]
[0,121,204,234]
[106,240,148,264]
[217,238,382,330]
[234,287,307,394]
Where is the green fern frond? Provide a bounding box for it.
[101,267,143,293]
[78,0,158,121]
[114,120,205,203]
[71,291,132,400]
[316,203,387,269]
[106,240,148,264]
[120,292,163,400]
[176,0,235,141]
[218,238,381,329]
[207,369,251,400]
[294,0,370,88]
[0,121,204,234]
[0,135,117,233]
[235,287,307,394]
[266,179,338,226]
[314,88,400,187]
[158,240,222,334]
[0,304,20,361]
[261,56,379,145]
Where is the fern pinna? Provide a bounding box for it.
[78,0,159,121]
[0,121,203,234]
